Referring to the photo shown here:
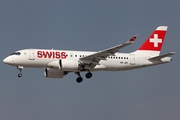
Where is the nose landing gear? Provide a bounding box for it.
[18,73,22,77]
[17,66,23,77]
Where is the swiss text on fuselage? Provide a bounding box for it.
[37,51,66,59]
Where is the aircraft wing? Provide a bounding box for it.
[148,52,176,61]
[80,35,137,68]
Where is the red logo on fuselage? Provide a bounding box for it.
[37,51,66,59]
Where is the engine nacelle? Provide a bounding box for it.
[46,59,79,71]
[59,59,79,71]
[47,59,79,71]
[44,68,65,78]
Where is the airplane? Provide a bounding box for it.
[3,26,176,83]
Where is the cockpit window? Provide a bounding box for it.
[15,52,21,55]
[10,52,21,56]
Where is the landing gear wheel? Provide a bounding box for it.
[18,73,22,77]
[85,72,92,79]
[76,77,83,83]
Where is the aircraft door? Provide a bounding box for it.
[130,54,135,65]
[29,49,35,60]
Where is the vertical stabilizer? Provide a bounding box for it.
[134,26,168,55]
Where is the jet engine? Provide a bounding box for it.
[44,68,67,78]
[59,59,79,71]
[47,59,79,71]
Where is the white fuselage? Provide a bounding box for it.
[3,26,175,82]
[3,49,171,72]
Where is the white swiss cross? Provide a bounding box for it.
[150,34,162,47]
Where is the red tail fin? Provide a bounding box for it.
[138,26,167,51]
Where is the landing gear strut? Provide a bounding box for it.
[17,66,23,77]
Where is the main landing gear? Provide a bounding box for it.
[75,71,93,83]
[75,72,83,83]
[17,66,23,77]
[85,72,92,79]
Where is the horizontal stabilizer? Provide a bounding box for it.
[148,52,176,61]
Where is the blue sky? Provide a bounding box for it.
[1,0,180,120]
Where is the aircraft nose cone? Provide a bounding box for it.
[3,57,11,64]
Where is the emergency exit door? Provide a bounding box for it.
[29,49,35,60]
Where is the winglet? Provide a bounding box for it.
[129,35,138,42]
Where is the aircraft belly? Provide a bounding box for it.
[17,58,53,68]
[92,64,107,71]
